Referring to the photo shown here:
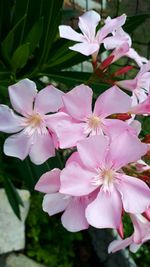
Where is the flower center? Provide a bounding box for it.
[102,169,114,184]
[92,168,115,190]
[26,113,43,128]
[87,116,101,130]
[22,113,47,136]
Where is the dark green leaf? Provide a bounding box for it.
[1,14,27,60]
[124,14,150,34]
[3,176,24,220]
[11,43,30,71]
[42,71,109,93]
[25,17,44,54]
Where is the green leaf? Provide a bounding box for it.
[124,13,150,34]
[11,42,30,71]
[1,14,27,60]
[3,176,24,220]
[38,0,63,64]
[25,17,44,54]
[42,71,109,94]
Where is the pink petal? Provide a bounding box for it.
[94,86,132,118]
[138,60,150,76]
[78,10,100,39]
[61,197,89,232]
[85,185,122,228]
[69,43,99,56]
[66,151,84,167]
[98,14,126,41]
[29,131,55,165]
[8,79,37,116]
[131,95,150,115]
[34,85,64,114]
[46,112,86,148]
[116,174,150,213]
[59,25,84,42]
[111,43,129,63]
[116,79,137,91]
[0,105,24,133]
[109,131,147,170]
[126,48,148,67]
[42,192,71,216]
[77,135,108,169]
[129,120,141,136]
[108,237,132,253]
[35,168,61,193]
[4,131,31,160]
[103,119,137,141]
[62,84,93,121]
[60,161,97,196]
[103,36,125,50]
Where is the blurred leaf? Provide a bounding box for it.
[11,43,30,71]
[0,0,12,40]
[3,176,24,220]
[38,0,63,64]
[43,71,109,93]
[1,14,27,60]
[25,17,44,54]
[124,13,150,34]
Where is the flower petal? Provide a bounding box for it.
[77,135,109,169]
[94,86,132,118]
[35,168,61,193]
[0,105,24,133]
[8,79,37,116]
[117,174,150,213]
[29,131,55,165]
[59,25,84,42]
[60,161,96,196]
[46,112,86,148]
[42,193,71,216]
[109,131,147,170]
[69,42,99,56]
[34,85,64,114]
[85,185,122,228]
[61,197,89,232]
[62,84,93,121]
[108,237,132,253]
[103,119,137,141]
[4,131,31,160]
[98,14,126,41]
[78,10,100,39]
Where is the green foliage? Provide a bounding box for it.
[26,194,82,267]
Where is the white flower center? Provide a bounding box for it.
[22,113,47,136]
[85,115,103,135]
[92,168,115,191]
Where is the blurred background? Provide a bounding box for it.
[0,1,150,267]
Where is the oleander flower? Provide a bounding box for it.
[117,61,150,104]
[108,214,150,253]
[59,10,126,60]
[0,79,64,164]
[35,168,96,232]
[60,133,150,229]
[47,84,137,148]
[103,18,148,67]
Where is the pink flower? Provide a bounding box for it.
[130,92,150,115]
[47,84,137,148]
[0,79,64,164]
[59,10,126,60]
[103,19,148,67]
[108,214,150,253]
[60,133,150,229]
[35,168,94,232]
[117,61,150,104]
